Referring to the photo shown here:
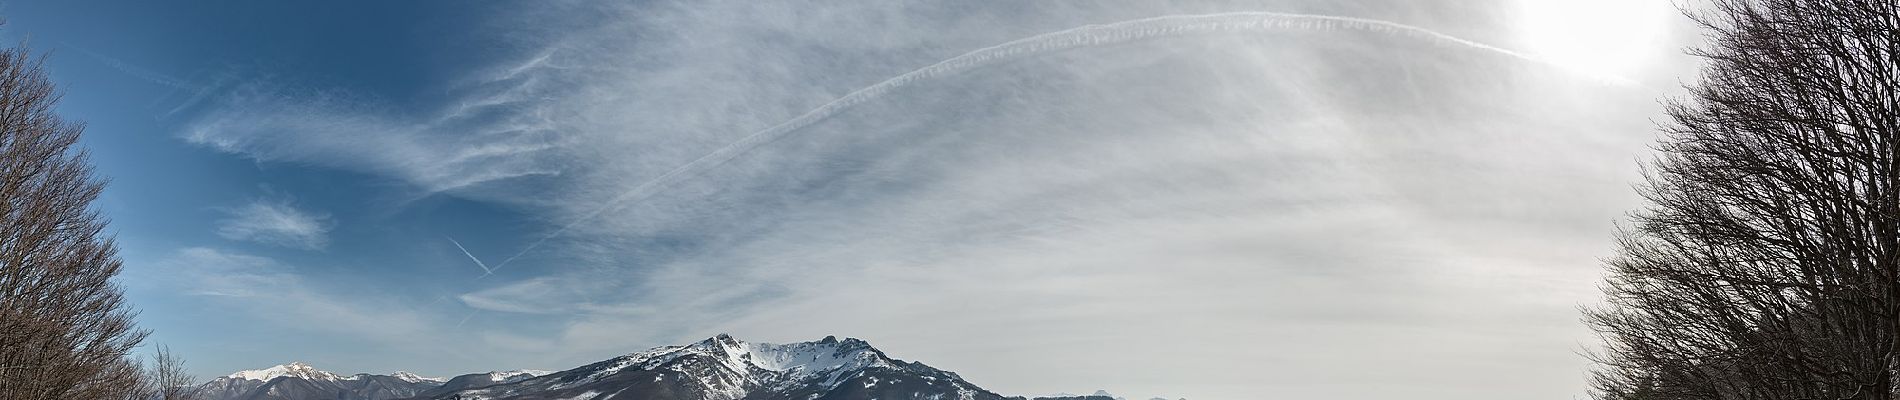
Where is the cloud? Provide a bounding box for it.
[215,198,333,250]
[154,247,437,342]
[457,277,577,314]
[124,247,542,380]
[453,26,1658,396]
[170,1,1700,399]
[182,84,569,201]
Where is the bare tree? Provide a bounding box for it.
[1586,1,1900,400]
[145,346,199,400]
[0,45,150,399]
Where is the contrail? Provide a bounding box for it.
[66,45,201,92]
[63,44,232,120]
[453,311,476,329]
[161,74,233,119]
[447,236,494,278]
[485,11,1608,272]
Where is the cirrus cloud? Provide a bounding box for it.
[215,197,333,250]
[166,1,1700,399]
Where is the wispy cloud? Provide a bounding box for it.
[169,1,1698,399]
[124,247,529,378]
[181,82,568,201]
[155,247,436,341]
[216,198,333,250]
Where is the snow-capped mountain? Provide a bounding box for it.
[199,335,1151,400]
[1033,392,1116,400]
[223,362,344,382]
[392,371,450,384]
[197,362,469,400]
[415,370,557,399]
[426,334,1006,400]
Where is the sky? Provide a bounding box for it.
[6,1,1704,399]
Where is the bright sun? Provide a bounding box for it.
[1515,0,1673,79]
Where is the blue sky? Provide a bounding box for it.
[7,1,1702,399]
[10,0,555,376]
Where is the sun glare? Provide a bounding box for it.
[1515,0,1672,79]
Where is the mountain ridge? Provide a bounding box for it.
[193,334,1178,400]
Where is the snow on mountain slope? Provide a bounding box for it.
[490,370,554,382]
[221,362,448,384]
[225,362,344,382]
[200,362,450,400]
[392,371,450,384]
[199,336,1139,400]
[571,334,895,391]
[411,369,563,399]
[430,334,1007,400]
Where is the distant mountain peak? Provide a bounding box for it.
[390,371,446,383]
[667,334,894,378]
[484,369,549,382]
[430,334,1003,400]
[1033,390,1125,400]
[225,361,341,382]
[205,363,448,400]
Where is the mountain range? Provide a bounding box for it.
[190,334,1177,400]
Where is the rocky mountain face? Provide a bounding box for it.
[197,335,1162,400]
[425,334,1004,400]
[414,370,552,399]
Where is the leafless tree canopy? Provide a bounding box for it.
[1587,0,1900,399]
[0,46,150,399]
[145,346,199,400]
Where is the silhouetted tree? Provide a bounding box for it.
[0,45,149,399]
[1587,1,1900,399]
[144,346,199,400]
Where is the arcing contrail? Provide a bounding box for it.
[486,11,1597,272]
